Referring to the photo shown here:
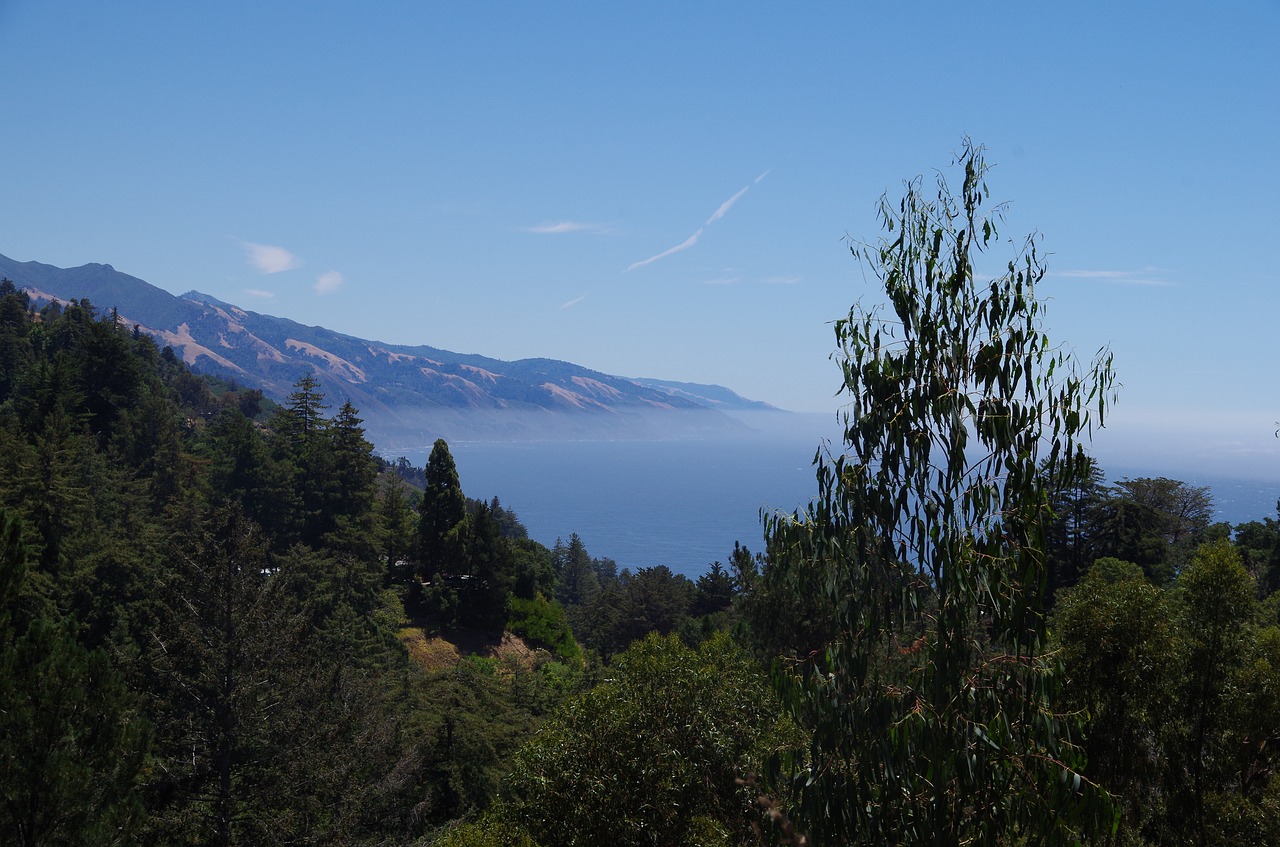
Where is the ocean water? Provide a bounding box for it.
[442,435,826,579]
[387,414,837,579]
[388,423,1280,580]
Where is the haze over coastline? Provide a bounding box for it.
[4,5,1280,840]
[0,2,1275,481]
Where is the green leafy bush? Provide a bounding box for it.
[506,594,580,663]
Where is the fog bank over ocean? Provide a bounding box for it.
[1090,406,1280,484]
[390,412,1279,580]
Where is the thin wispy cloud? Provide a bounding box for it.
[627,170,768,271]
[705,186,750,225]
[241,241,301,274]
[314,271,344,295]
[754,169,770,184]
[522,221,608,234]
[242,288,275,299]
[1051,268,1172,287]
[559,293,587,310]
[627,228,703,271]
[704,275,740,286]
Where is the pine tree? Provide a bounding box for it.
[376,475,417,584]
[0,279,33,404]
[272,371,330,442]
[326,400,379,557]
[0,508,148,846]
[270,373,334,547]
[204,407,292,543]
[554,532,599,608]
[418,439,467,579]
[460,501,514,631]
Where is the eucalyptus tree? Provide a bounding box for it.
[1053,558,1180,840]
[763,141,1116,845]
[1173,540,1258,847]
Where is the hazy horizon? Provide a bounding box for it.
[1,2,1275,475]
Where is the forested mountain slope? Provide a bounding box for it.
[8,146,1280,846]
[0,281,786,844]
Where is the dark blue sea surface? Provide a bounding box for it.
[388,426,1280,580]
[441,435,827,579]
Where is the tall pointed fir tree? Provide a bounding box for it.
[325,400,380,557]
[270,372,333,547]
[418,439,467,580]
[460,501,514,631]
[554,532,599,608]
[376,474,417,585]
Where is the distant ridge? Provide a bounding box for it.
[0,253,782,445]
[629,377,781,413]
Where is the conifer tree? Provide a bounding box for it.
[418,438,467,579]
[0,278,33,403]
[376,475,417,584]
[204,407,292,543]
[0,508,148,846]
[460,501,514,630]
[271,373,334,547]
[330,401,377,514]
[554,532,599,608]
[273,371,329,442]
[326,400,379,557]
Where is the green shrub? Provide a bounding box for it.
[506,594,580,663]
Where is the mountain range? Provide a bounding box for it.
[0,253,782,447]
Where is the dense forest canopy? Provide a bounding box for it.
[3,145,1280,846]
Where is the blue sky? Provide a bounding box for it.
[1,1,1277,478]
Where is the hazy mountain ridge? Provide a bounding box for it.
[0,253,774,444]
[628,377,782,412]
